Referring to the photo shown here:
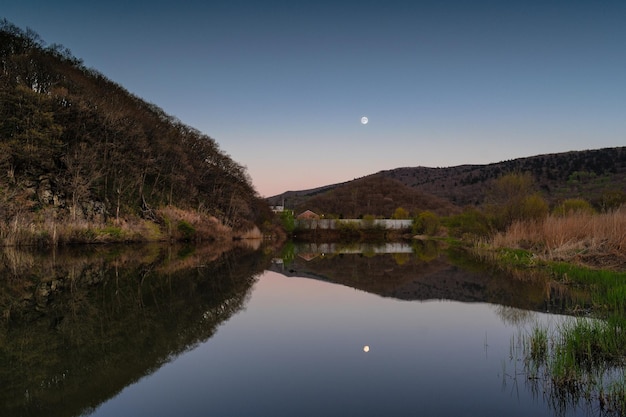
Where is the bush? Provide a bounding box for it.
[552,198,595,217]
[336,220,361,240]
[490,193,548,230]
[444,209,491,238]
[280,210,295,233]
[392,207,410,219]
[362,214,376,228]
[520,194,549,221]
[413,211,440,235]
[177,220,196,240]
[101,226,123,239]
[487,173,548,230]
[601,190,626,211]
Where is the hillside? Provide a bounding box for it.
[0,21,270,241]
[289,176,460,218]
[270,147,626,217]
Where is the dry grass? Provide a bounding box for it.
[0,206,235,247]
[491,206,626,270]
[156,205,231,242]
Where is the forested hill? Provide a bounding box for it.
[0,21,269,235]
[270,147,626,218]
[381,147,626,207]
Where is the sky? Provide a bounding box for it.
[3,1,625,196]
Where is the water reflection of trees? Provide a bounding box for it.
[273,242,559,313]
[0,243,268,417]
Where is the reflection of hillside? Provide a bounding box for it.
[0,244,268,417]
[272,244,552,312]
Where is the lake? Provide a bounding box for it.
[0,242,597,416]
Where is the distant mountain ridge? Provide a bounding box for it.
[270,147,626,218]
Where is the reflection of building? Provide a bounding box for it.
[297,210,320,220]
[296,218,413,230]
[271,258,285,270]
[297,252,319,261]
[296,243,414,255]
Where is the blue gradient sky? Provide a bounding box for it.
[4,1,625,196]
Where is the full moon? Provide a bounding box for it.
[361,116,368,125]
[363,345,370,352]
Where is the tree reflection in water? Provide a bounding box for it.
[0,243,268,417]
[274,241,554,313]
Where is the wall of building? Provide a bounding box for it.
[295,219,413,230]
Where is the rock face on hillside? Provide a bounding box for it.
[0,20,270,234]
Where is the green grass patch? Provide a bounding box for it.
[495,247,537,268]
[557,318,623,367]
[100,226,124,239]
[529,324,548,363]
[521,317,626,415]
[549,263,626,314]
[177,220,196,240]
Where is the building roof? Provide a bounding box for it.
[297,210,320,219]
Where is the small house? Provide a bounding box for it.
[297,210,320,220]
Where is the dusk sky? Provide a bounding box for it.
[3,1,625,196]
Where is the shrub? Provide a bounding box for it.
[392,207,410,219]
[552,198,595,217]
[520,194,549,221]
[280,210,295,233]
[177,220,196,240]
[413,211,440,235]
[445,209,491,238]
[601,190,626,211]
[101,226,123,239]
[336,220,361,240]
[486,173,548,229]
[362,214,376,228]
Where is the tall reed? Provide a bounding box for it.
[491,207,626,269]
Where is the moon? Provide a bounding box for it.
[361,116,368,125]
[363,345,370,352]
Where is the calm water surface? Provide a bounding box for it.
[95,271,566,417]
[89,244,579,417]
[0,243,592,416]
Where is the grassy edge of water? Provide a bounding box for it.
[521,317,626,415]
[472,243,626,415]
[477,245,626,314]
[0,206,249,247]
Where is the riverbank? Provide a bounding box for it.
[0,205,265,247]
[464,207,626,416]
[474,207,626,273]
